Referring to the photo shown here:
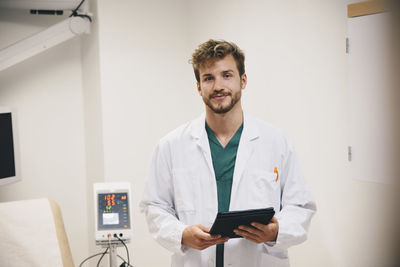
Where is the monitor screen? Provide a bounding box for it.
[97,192,131,230]
[0,112,16,180]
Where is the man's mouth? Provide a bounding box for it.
[211,93,230,100]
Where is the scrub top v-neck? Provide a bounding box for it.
[205,122,243,267]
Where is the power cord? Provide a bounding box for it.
[78,249,107,267]
[117,255,134,267]
[79,251,135,267]
[115,234,130,267]
[96,247,109,267]
[79,235,133,266]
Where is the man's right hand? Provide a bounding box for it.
[181,224,229,250]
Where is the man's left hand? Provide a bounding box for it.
[233,216,279,244]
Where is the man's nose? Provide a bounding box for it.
[212,77,224,91]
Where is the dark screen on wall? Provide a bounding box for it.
[0,113,16,179]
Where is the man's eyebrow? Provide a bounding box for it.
[201,70,234,78]
[221,70,235,75]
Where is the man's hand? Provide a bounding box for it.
[233,216,279,244]
[182,224,229,250]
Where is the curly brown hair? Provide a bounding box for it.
[190,39,245,83]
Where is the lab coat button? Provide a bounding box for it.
[208,259,215,266]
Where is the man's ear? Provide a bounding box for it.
[241,73,247,90]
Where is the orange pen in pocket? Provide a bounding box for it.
[274,167,279,182]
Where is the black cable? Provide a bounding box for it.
[117,255,135,267]
[116,236,130,266]
[75,14,92,22]
[69,0,92,22]
[78,251,107,267]
[80,236,132,266]
[70,0,85,17]
[96,247,109,267]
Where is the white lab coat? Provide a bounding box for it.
[140,114,316,267]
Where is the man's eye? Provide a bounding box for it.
[204,77,213,81]
[224,74,232,78]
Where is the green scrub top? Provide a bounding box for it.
[205,122,243,267]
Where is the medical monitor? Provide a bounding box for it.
[0,107,20,186]
[94,182,132,245]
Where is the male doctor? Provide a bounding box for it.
[140,39,316,267]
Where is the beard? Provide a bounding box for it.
[203,89,242,114]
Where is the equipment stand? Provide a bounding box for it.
[109,243,118,267]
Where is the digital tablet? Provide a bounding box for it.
[209,207,275,238]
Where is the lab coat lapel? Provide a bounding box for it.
[190,114,215,178]
[230,114,259,208]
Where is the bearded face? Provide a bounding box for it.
[197,55,246,115]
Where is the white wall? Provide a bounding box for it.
[1,1,398,267]
[95,1,350,266]
[97,1,398,266]
[95,1,196,265]
[0,9,89,265]
[80,0,106,256]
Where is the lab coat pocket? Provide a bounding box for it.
[248,170,280,208]
[260,252,290,267]
[261,244,289,267]
[254,171,279,191]
[172,169,197,214]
